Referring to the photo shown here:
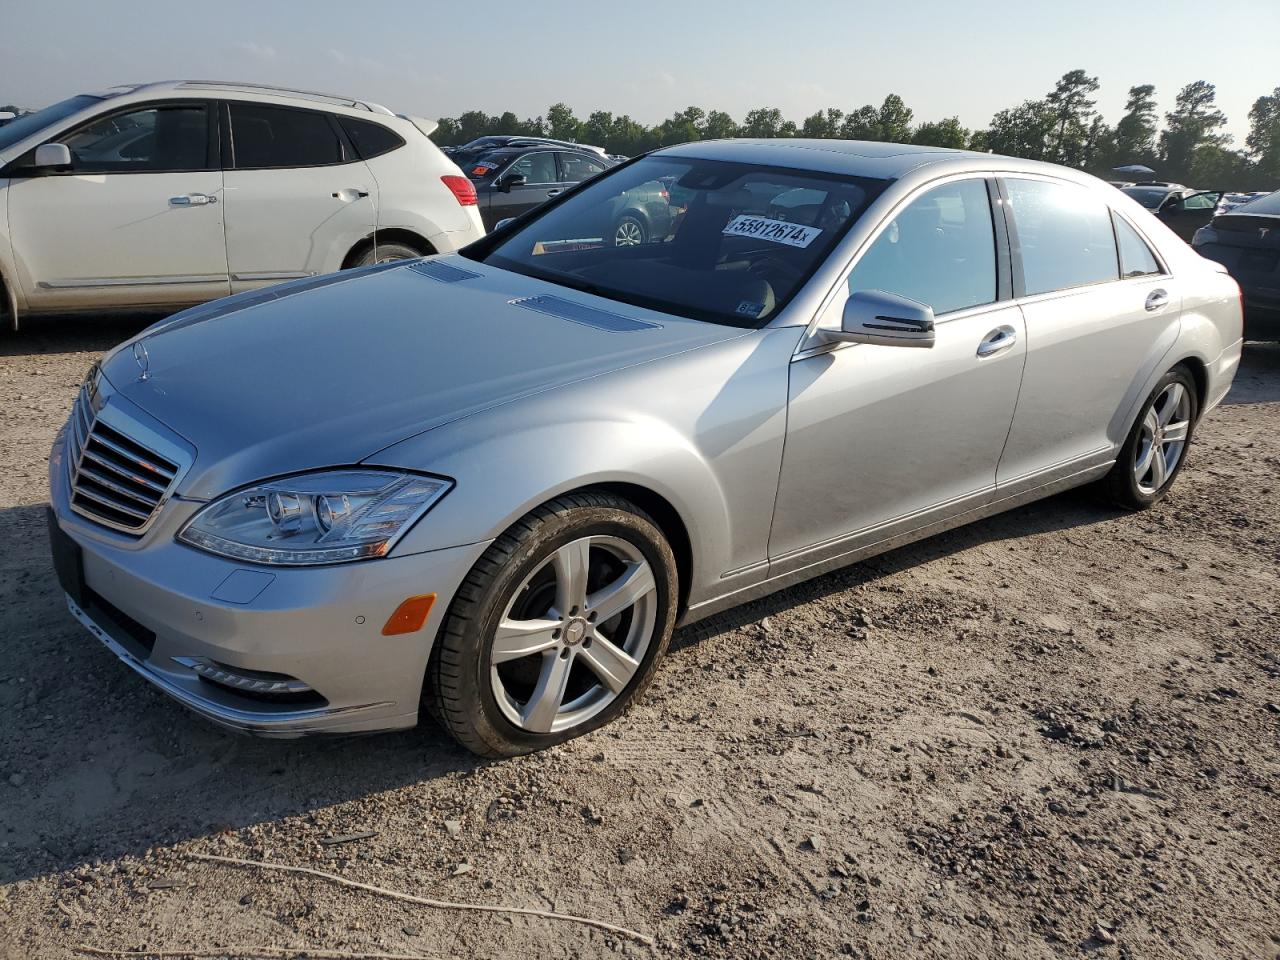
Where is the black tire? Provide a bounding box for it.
[1099,366,1199,510]
[425,492,678,757]
[351,241,423,267]
[613,214,648,247]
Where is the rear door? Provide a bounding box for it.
[995,177,1180,486]
[221,101,377,292]
[1159,191,1224,241]
[487,151,561,226]
[6,100,228,311]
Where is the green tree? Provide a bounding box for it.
[800,107,844,139]
[839,105,878,140]
[741,107,791,138]
[981,99,1056,160]
[1045,69,1101,165]
[654,106,706,145]
[1113,84,1159,165]
[545,102,582,142]
[912,117,970,149]
[1246,86,1280,183]
[876,94,914,144]
[1160,81,1228,182]
[703,110,740,140]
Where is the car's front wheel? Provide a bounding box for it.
[613,215,647,247]
[425,492,678,757]
[1101,367,1199,509]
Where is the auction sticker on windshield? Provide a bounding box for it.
[722,215,823,248]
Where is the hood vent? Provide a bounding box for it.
[509,295,660,333]
[408,260,481,283]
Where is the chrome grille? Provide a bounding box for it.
[67,383,180,535]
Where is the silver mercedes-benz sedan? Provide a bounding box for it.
[48,140,1243,756]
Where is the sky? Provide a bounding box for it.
[3,0,1278,143]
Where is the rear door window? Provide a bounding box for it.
[1113,215,1162,278]
[1005,178,1120,296]
[558,152,607,183]
[229,102,346,169]
[337,116,404,160]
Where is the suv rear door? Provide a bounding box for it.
[221,101,377,291]
[6,99,229,311]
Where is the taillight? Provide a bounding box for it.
[441,175,477,206]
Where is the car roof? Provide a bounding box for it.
[653,138,1098,183]
[97,80,398,117]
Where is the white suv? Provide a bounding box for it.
[0,81,486,329]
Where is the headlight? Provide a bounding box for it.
[178,469,452,565]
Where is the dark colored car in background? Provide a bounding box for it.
[1193,190,1280,340]
[459,143,614,229]
[1121,182,1225,241]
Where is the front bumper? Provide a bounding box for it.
[50,437,490,737]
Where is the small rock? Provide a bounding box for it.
[7,773,24,787]
[451,862,474,877]
[804,835,824,852]
[1265,703,1280,715]
[618,847,635,864]
[443,820,462,838]
[760,617,773,633]
[402,926,420,937]
[1095,924,1116,945]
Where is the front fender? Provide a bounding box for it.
[370,327,800,608]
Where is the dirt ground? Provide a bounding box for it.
[0,315,1277,960]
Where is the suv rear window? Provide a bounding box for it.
[229,103,345,169]
[337,117,404,160]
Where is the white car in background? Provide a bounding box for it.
[0,81,485,329]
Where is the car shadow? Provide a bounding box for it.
[0,312,158,358]
[1221,340,1280,405]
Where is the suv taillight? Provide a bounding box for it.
[441,175,478,206]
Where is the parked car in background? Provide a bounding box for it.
[1120,183,1225,241]
[1193,189,1280,340]
[446,136,610,163]
[0,81,484,330]
[461,142,616,229]
[48,140,1241,755]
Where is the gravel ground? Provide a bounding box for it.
[1,316,1277,960]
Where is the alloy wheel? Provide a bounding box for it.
[489,535,658,733]
[614,219,644,246]
[1133,382,1192,495]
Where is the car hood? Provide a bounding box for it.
[99,258,747,500]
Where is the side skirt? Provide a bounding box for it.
[678,460,1112,627]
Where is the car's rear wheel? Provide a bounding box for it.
[614,215,647,247]
[1101,367,1198,509]
[425,492,677,757]
[352,241,423,267]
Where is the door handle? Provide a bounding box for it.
[546,188,562,197]
[976,325,1017,357]
[331,188,371,201]
[1145,289,1170,312]
[170,193,216,206]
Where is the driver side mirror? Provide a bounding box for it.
[827,290,936,348]
[33,142,72,171]
[498,172,526,194]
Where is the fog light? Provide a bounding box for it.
[173,656,313,694]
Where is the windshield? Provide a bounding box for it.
[0,94,101,153]
[1122,186,1170,209]
[466,156,887,327]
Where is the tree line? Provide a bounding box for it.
[434,71,1280,190]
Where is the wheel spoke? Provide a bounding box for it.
[552,539,592,616]
[1157,384,1185,426]
[1149,445,1169,489]
[1135,438,1156,479]
[578,635,640,694]
[492,618,561,664]
[1163,419,1189,444]
[522,651,573,732]
[587,561,656,624]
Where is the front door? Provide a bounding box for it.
[1159,190,1223,242]
[7,101,229,312]
[487,151,562,228]
[221,101,377,292]
[996,178,1181,484]
[770,177,1026,563]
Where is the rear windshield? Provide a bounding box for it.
[0,94,102,152]
[1121,186,1170,209]
[466,155,887,327]
[1234,190,1280,215]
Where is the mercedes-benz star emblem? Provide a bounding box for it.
[132,340,151,382]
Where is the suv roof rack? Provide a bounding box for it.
[176,81,394,116]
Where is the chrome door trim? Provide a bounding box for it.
[230,271,314,282]
[38,274,229,289]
